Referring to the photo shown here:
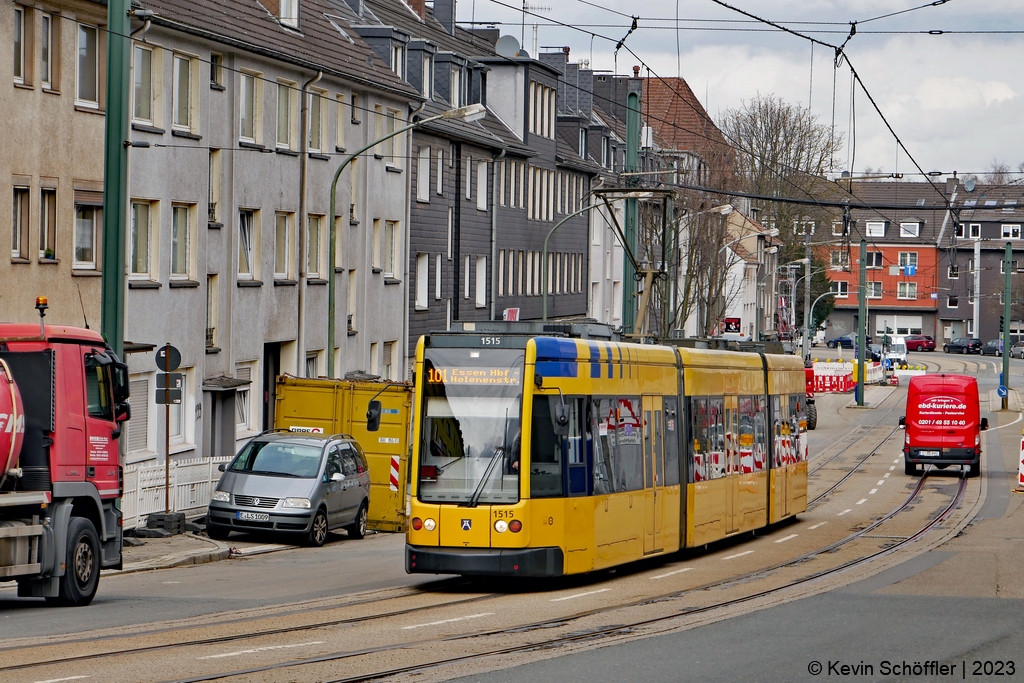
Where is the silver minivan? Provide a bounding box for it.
[207,432,370,546]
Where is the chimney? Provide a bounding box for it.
[632,65,640,78]
[945,176,959,194]
[435,0,456,35]
[409,0,426,19]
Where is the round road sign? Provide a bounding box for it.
[998,385,1008,398]
[155,344,181,372]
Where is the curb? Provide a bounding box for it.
[110,534,231,575]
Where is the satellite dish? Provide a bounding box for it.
[517,48,530,59]
[496,35,522,58]
[964,179,976,192]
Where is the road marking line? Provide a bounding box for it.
[857,498,868,504]
[549,589,611,602]
[722,550,754,560]
[894,458,900,463]
[837,509,852,516]
[402,613,495,628]
[775,534,799,543]
[889,465,896,471]
[199,641,324,660]
[869,489,878,494]
[991,411,1024,431]
[651,567,692,580]
[808,522,828,529]
[34,677,89,683]
[162,581,181,584]
[877,480,886,486]
[884,473,891,478]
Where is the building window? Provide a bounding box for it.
[436,149,444,195]
[240,72,260,142]
[11,186,29,260]
[277,81,294,148]
[369,342,379,376]
[865,221,885,237]
[383,108,400,166]
[422,54,433,98]
[948,263,959,279]
[865,252,883,269]
[793,220,815,235]
[133,46,155,123]
[382,341,395,380]
[275,213,292,278]
[39,188,56,259]
[307,214,323,278]
[579,128,587,158]
[1000,259,1019,274]
[77,24,100,106]
[235,363,254,431]
[969,223,981,239]
[305,352,318,379]
[947,295,958,308]
[415,253,428,309]
[1002,224,1021,239]
[967,319,974,336]
[434,254,442,300]
[450,65,462,107]
[74,205,100,269]
[279,0,298,26]
[497,249,505,297]
[347,270,357,330]
[130,201,152,276]
[335,93,347,149]
[210,52,223,85]
[126,376,151,455]
[172,55,193,129]
[206,274,218,347]
[171,204,192,278]
[900,222,920,237]
[831,222,844,236]
[383,220,398,277]
[168,369,189,444]
[830,250,849,270]
[14,7,25,83]
[898,252,918,268]
[476,161,488,211]
[308,90,324,152]
[831,281,849,298]
[209,150,222,223]
[417,146,430,202]
[238,209,255,278]
[475,256,487,307]
[464,255,471,299]
[897,282,918,300]
[954,223,964,238]
[391,43,405,79]
[40,13,53,89]
[867,281,882,299]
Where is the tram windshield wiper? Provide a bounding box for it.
[466,446,505,508]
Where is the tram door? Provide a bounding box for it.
[643,395,665,554]
[725,404,739,534]
[772,395,789,519]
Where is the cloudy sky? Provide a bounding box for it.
[457,0,1023,180]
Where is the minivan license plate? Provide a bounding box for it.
[237,511,270,522]
[919,450,940,457]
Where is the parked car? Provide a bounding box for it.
[981,340,1002,356]
[868,344,883,363]
[904,335,936,352]
[943,338,982,354]
[207,431,371,546]
[826,334,872,349]
[1011,341,1024,359]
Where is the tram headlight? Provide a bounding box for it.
[508,519,522,533]
[494,520,508,533]
[423,518,436,531]
[411,517,423,530]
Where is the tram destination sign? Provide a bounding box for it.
[427,366,522,386]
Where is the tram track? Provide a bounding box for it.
[158,469,970,683]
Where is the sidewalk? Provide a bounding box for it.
[986,388,1023,413]
[108,533,230,575]
[845,385,896,409]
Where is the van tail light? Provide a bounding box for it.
[905,432,910,445]
[420,465,440,480]
[975,432,980,446]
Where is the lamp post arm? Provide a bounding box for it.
[808,291,837,351]
[542,202,600,321]
[327,112,445,377]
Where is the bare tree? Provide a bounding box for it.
[985,160,1012,186]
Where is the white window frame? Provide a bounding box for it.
[308,89,326,152]
[14,6,25,84]
[865,252,883,269]
[476,161,487,211]
[238,209,256,279]
[1000,259,1019,275]
[900,222,920,237]
[383,220,398,278]
[239,71,261,143]
[898,251,918,268]
[1002,224,1021,239]
[830,250,849,270]
[277,80,295,149]
[12,186,29,259]
[76,24,100,107]
[831,281,849,298]
[39,187,57,259]
[40,12,53,89]
[391,42,405,79]
[417,146,430,202]
[969,223,981,239]
[274,212,293,279]
[415,253,429,309]
[947,263,959,279]
[436,149,444,195]
[168,367,193,450]
[335,92,346,150]
[897,282,918,300]
[867,281,882,299]
[450,66,461,107]
[129,200,153,278]
[172,54,196,131]
[307,214,324,279]
[279,0,298,26]
[383,108,400,167]
[132,44,156,125]
[475,256,486,307]
[434,253,442,300]
[74,204,100,270]
[946,295,958,308]
[170,204,194,279]
[865,221,885,237]
[126,374,153,459]
[831,222,844,236]
[422,54,433,99]
[235,362,256,435]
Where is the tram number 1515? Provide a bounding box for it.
[493,509,515,519]
[481,336,502,345]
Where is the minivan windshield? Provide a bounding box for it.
[230,441,323,478]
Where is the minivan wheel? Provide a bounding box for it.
[206,523,230,541]
[347,503,368,540]
[308,509,328,547]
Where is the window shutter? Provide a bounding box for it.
[127,378,149,453]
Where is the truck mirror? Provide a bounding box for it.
[366,400,382,432]
[112,363,130,403]
[980,417,989,431]
[898,416,906,429]
[115,401,131,423]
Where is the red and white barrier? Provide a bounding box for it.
[389,455,400,492]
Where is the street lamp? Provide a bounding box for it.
[808,291,837,359]
[326,104,486,377]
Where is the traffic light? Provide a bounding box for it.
[1000,315,1005,333]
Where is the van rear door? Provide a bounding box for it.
[911,376,970,454]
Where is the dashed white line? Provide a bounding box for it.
[857,498,868,504]
[651,567,693,580]
[162,581,181,584]
[722,550,754,560]
[403,613,495,629]
[199,641,324,660]
[33,677,89,683]
[837,509,852,516]
[775,534,799,543]
[877,480,886,486]
[869,488,878,494]
[549,589,611,602]
[884,473,891,478]
[893,458,900,464]
[808,522,829,530]
[889,465,896,471]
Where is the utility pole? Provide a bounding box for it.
[101,0,130,359]
[856,239,867,406]
[621,72,641,334]
[802,230,812,361]
[1003,242,1012,410]
[973,236,981,338]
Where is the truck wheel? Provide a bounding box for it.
[346,502,368,540]
[904,459,918,476]
[48,517,100,607]
[806,404,817,430]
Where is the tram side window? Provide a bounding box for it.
[789,394,806,462]
[663,397,680,486]
[753,395,768,472]
[531,396,565,497]
[707,397,726,479]
[613,396,644,491]
[772,395,789,467]
[690,397,708,483]
[593,398,616,494]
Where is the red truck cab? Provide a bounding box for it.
[900,374,986,477]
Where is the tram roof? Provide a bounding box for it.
[675,346,765,370]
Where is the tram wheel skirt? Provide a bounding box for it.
[406,544,564,577]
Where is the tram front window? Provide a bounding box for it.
[419,348,524,505]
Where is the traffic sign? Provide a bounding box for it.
[155,388,182,405]
[998,385,1008,398]
[157,372,183,389]
[155,344,181,372]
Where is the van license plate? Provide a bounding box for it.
[237,511,270,522]
[919,450,940,457]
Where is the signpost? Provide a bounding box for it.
[155,344,181,513]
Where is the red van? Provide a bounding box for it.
[900,374,988,476]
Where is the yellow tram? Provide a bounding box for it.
[405,330,808,577]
